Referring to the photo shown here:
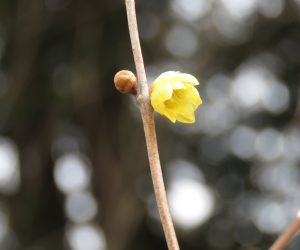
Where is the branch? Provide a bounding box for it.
[124,0,180,249]
[270,211,300,250]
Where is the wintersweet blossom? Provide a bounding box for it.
[150,71,202,123]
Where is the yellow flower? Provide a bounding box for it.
[150,71,202,123]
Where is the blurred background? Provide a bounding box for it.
[0,0,300,249]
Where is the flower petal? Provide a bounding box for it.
[176,103,196,123]
[177,73,200,85]
[185,85,202,107]
[162,108,177,123]
[150,82,173,102]
[170,81,186,90]
[176,112,195,123]
[154,71,176,83]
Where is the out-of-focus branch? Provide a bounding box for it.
[269,211,300,250]
[3,0,44,127]
[124,0,179,249]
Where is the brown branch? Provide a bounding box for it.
[269,211,300,250]
[124,0,180,249]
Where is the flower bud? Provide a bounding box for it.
[114,70,137,94]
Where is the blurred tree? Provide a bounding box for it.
[0,0,299,250]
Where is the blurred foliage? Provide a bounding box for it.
[0,0,300,250]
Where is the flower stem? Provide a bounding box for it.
[124,0,179,249]
[270,211,300,250]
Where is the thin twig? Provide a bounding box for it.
[124,0,180,249]
[270,211,300,250]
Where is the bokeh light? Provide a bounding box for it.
[168,179,215,230]
[66,224,106,250]
[255,128,284,162]
[257,0,284,18]
[283,128,300,162]
[1,0,300,249]
[220,0,257,22]
[170,0,212,21]
[252,162,300,196]
[166,160,215,230]
[0,137,20,195]
[54,153,91,194]
[165,25,198,58]
[212,5,251,43]
[251,198,288,234]
[231,67,268,111]
[65,191,98,224]
[229,126,257,159]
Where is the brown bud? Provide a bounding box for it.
[114,70,137,94]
